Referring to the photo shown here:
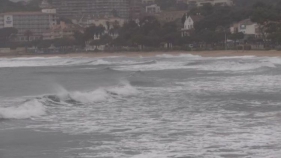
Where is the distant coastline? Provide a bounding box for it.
[1,50,281,59]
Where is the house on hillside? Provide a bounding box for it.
[155,11,186,23]
[181,15,204,37]
[146,4,161,14]
[230,19,262,38]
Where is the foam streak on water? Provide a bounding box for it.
[0,54,281,158]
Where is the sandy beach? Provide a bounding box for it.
[1,50,281,58]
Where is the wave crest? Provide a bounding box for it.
[0,99,46,119]
[45,82,139,104]
[0,82,138,120]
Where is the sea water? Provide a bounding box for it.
[0,54,280,158]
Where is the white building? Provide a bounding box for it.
[0,9,58,41]
[146,4,161,14]
[181,15,203,36]
[142,0,156,5]
[72,16,125,29]
[230,19,261,38]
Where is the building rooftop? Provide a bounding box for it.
[190,15,204,22]
[239,19,255,25]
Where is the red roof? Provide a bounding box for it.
[190,15,204,22]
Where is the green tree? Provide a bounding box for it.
[0,27,18,47]
[251,2,279,40]
[229,32,244,46]
[24,30,33,42]
[84,25,106,41]
[73,31,86,46]
[106,21,110,30]
[0,27,18,41]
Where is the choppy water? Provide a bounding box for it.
[0,54,281,158]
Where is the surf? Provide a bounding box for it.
[0,99,46,119]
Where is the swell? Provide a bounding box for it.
[0,99,46,119]
[0,58,112,68]
[48,82,139,104]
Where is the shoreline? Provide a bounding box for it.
[1,50,281,58]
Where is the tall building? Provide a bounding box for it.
[51,0,130,19]
[129,0,142,19]
[0,9,58,41]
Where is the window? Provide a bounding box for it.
[240,24,246,29]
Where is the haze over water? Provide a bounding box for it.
[0,54,281,158]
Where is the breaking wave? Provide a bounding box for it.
[156,53,201,58]
[0,57,161,68]
[48,82,138,104]
[0,99,46,119]
[0,57,114,68]
[0,82,138,120]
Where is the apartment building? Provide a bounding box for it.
[0,9,58,41]
[129,0,142,19]
[141,0,156,5]
[52,0,130,19]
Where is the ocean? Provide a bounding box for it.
[0,54,280,158]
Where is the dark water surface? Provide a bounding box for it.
[0,54,281,158]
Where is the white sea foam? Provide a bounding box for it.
[0,57,160,68]
[6,55,280,158]
[189,60,276,71]
[52,82,139,104]
[0,57,114,68]
[156,53,201,58]
[114,61,187,71]
[113,55,281,72]
[264,57,281,65]
[92,59,112,65]
[108,82,139,96]
[14,57,62,60]
[67,89,109,103]
[177,75,281,94]
[0,99,46,119]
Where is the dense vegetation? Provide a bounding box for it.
[0,28,18,47]
[91,1,281,49]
